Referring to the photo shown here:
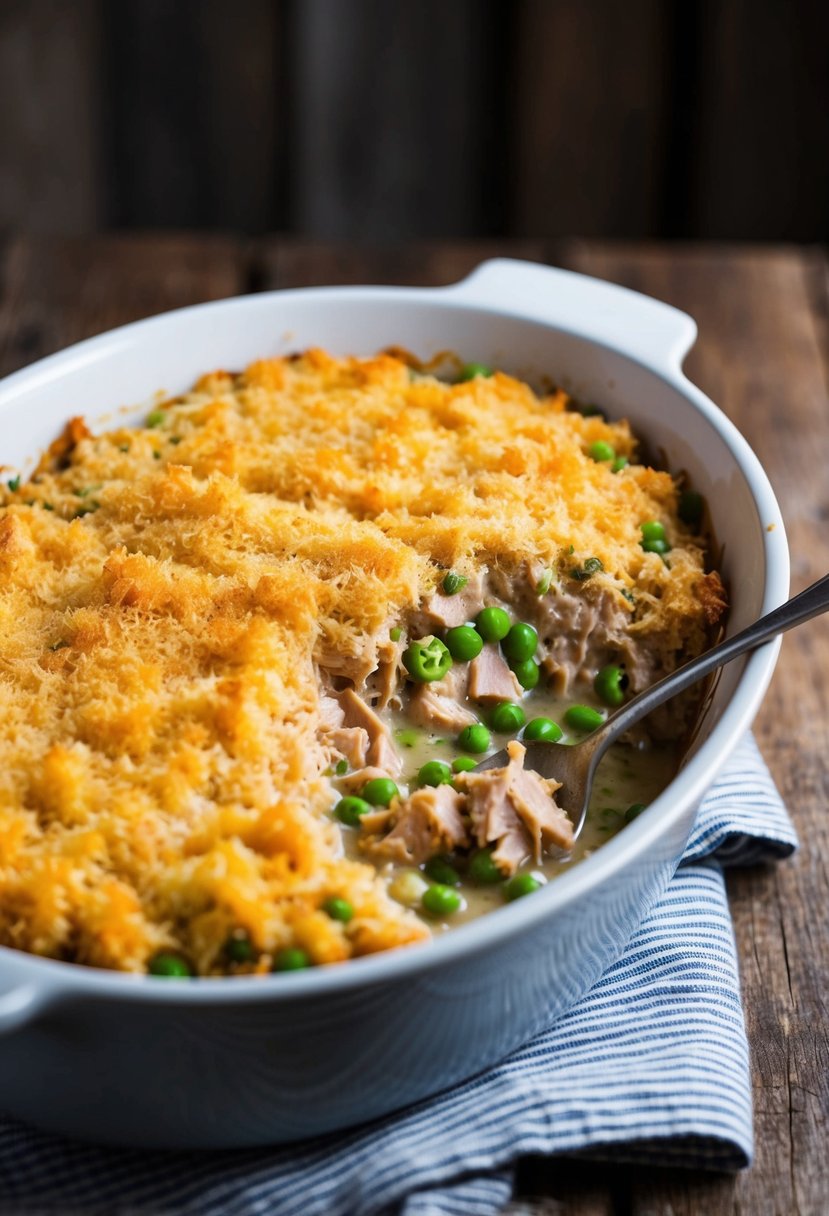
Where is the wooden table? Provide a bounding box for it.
[0,236,826,1215]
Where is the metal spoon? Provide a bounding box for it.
[474,572,829,841]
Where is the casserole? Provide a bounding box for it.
[0,259,788,1147]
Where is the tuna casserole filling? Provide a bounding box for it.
[0,350,726,975]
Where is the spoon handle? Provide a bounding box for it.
[593,571,829,751]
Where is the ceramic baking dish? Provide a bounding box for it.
[0,259,788,1148]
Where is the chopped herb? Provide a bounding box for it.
[535,568,553,595]
[75,485,101,498]
[146,410,166,428]
[118,444,130,453]
[335,758,348,776]
[390,626,402,642]
[570,556,604,581]
[74,502,100,518]
[621,588,635,604]
[7,476,20,492]
[169,436,183,446]
[567,544,575,555]
[152,450,162,460]
[441,571,468,596]
[42,502,54,511]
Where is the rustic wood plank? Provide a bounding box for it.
[689,1,829,241]
[287,0,502,239]
[104,0,281,232]
[0,0,104,234]
[256,238,551,290]
[0,233,245,377]
[557,241,829,1216]
[509,0,668,238]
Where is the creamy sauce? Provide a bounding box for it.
[340,682,676,932]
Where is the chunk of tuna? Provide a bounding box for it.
[323,726,369,770]
[363,784,468,865]
[364,635,407,710]
[338,765,389,794]
[414,571,484,630]
[408,666,475,732]
[339,688,402,777]
[455,740,571,872]
[468,647,522,703]
[409,687,477,732]
[508,763,573,855]
[319,695,345,729]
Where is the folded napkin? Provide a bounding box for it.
[0,734,797,1216]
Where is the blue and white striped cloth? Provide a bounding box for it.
[0,733,797,1216]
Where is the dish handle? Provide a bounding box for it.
[448,258,698,374]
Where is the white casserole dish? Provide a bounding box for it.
[0,259,788,1147]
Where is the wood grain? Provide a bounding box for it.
[509,0,668,238]
[0,0,103,233]
[0,235,825,1215]
[0,232,245,378]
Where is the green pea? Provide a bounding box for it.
[642,537,670,554]
[452,755,478,773]
[588,440,615,462]
[611,456,629,473]
[594,664,627,708]
[421,883,463,917]
[490,702,526,733]
[511,658,540,690]
[403,636,453,682]
[678,490,704,527]
[564,704,605,732]
[523,717,563,743]
[424,855,461,886]
[146,410,166,428]
[505,873,543,901]
[445,625,484,662]
[457,723,491,753]
[441,571,469,595]
[362,778,400,807]
[334,795,372,826]
[475,606,511,642]
[502,622,538,662]
[418,760,453,788]
[469,847,504,885]
[323,897,355,923]
[624,802,647,824]
[458,362,493,382]
[148,951,193,978]
[640,520,666,542]
[273,947,311,972]
[225,933,256,964]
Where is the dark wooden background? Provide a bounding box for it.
[1,0,827,243]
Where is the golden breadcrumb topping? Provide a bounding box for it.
[0,349,723,973]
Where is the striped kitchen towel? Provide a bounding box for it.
[0,733,797,1216]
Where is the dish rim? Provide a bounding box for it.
[0,276,789,1007]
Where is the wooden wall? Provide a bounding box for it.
[0,0,825,241]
